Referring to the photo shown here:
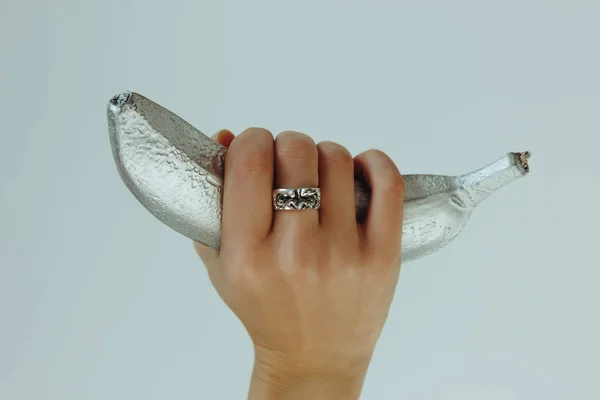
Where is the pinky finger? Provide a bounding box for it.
[353,149,405,262]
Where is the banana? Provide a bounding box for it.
[107,92,530,263]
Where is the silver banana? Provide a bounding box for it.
[107,92,530,263]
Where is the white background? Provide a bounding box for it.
[1,1,598,399]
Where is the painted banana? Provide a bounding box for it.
[107,92,530,263]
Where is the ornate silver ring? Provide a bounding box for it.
[272,188,321,211]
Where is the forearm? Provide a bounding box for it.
[248,366,367,400]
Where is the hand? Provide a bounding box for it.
[195,128,405,400]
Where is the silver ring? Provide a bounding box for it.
[272,188,321,211]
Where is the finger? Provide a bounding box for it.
[193,129,237,267]
[222,128,274,248]
[316,141,357,234]
[353,149,405,259]
[272,131,320,236]
[214,129,235,148]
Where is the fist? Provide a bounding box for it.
[195,128,405,379]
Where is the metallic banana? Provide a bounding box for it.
[107,92,530,263]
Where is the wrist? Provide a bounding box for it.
[249,367,367,400]
[248,350,371,400]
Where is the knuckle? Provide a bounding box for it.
[317,141,353,171]
[275,131,317,160]
[231,148,272,172]
[240,127,273,139]
[371,148,386,156]
[363,149,404,198]
[363,148,387,159]
[226,261,251,283]
[223,249,260,285]
[355,148,388,169]
[229,128,273,172]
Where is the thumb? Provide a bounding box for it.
[213,129,235,148]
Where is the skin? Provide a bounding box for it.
[194,128,405,400]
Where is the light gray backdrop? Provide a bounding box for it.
[1,1,598,399]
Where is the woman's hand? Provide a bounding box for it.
[195,128,405,400]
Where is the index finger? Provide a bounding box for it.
[221,128,274,250]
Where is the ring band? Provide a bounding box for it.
[273,188,321,211]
